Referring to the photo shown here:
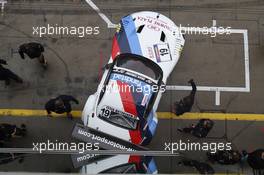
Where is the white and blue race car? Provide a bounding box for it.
[81,11,185,147]
[80,155,157,174]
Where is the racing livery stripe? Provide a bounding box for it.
[147,157,158,174]
[116,80,142,145]
[121,15,143,55]
[147,110,157,136]
[131,90,145,119]
[116,28,131,55]
[128,155,141,168]
[111,35,120,59]
[112,15,142,59]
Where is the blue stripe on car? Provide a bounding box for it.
[147,110,157,136]
[116,31,131,53]
[121,15,142,55]
[147,157,158,174]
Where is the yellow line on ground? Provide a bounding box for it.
[0,109,263,121]
[0,109,81,118]
[158,112,264,121]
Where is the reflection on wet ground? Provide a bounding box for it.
[0,153,257,174]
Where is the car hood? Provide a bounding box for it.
[97,72,154,120]
[111,11,185,83]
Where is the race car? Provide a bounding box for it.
[82,11,185,147]
[80,155,157,174]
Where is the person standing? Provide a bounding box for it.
[0,59,23,86]
[18,42,47,68]
[177,119,214,138]
[0,123,27,141]
[178,159,215,174]
[245,149,264,174]
[172,79,197,116]
[207,150,242,165]
[45,95,79,119]
[0,153,24,165]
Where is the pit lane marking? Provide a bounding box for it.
[0,0,7,14]
[85,0,117,28]
[0,109,263,121]
[166,28,250,106]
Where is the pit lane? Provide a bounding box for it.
[0,0,264,174]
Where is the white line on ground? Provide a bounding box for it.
[243,30,250,92]
[84,1,251,106]
[166,86,249,92]
[212,19,217,27]
[0,0,7,14]
[0,148,179,156]
[215,90,220,106]
[85,0,117,28]
[167,27,250,106]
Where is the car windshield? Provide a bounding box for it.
[109,71,155,108]
[116,55,161,80]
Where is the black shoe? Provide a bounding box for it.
[177,128,183,132]
[21,131,26,137]
[21,124,26,129]
[17,79,23,84]
[18,158,24,163]
[178,162,183,166]
[67,113,73,120]
[5,80,10,86]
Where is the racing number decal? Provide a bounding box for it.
[154,44,172,62]
[159,48,169,56]
[100,107,111,118]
